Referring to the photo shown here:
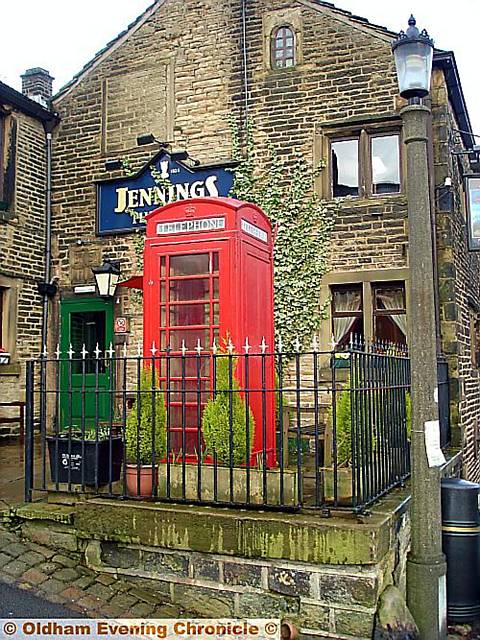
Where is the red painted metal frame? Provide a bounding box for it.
[143,197,276,466]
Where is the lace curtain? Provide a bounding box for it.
[376,288,407,337]
[333,289,362,345]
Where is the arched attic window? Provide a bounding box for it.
[271,25,295,69]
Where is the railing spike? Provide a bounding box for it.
[81,343,88,360]
[260,336,267,354]
[137,341,142,357]
[195,338,202,355]
[294,336,301,353]
[312,334,319,352]
[227,338,235,355]
[211,337,218,355]
[243,337,251,354]
[181,340,187,356]
[330,334,337,351]
[122,342,128,358]
[150,341,158,357]
[277,335,283,353]
[67,343,74,360]
[55,343,61,360]
[107,342,115,359]
[94,343,101,359]
[41,344,48,359]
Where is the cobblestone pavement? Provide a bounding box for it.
[0,526,188,619]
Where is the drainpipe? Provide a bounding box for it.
[241,0,249,129]
[40,120,55,354]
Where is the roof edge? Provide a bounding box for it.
[433,51,474,149]
[53,0,165,105]
[0,81,58,125]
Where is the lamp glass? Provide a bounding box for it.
[109,272,120,297]
[92,260,121,298]
[393,39,433,99]
[95,271,112,297]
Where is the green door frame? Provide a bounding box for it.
[59,297,114,430]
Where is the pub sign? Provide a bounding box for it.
[466,176,480,250]
[96,150,236,235]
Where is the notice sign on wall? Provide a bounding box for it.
[96,150,235,235]
[466,175,480,250]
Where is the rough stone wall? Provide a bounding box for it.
[6,496,411,640]
[431,68,480,480]
[0,108,46,435]
[49,1,477,474]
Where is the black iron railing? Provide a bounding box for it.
[25,340,411,512]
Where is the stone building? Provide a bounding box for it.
[46,0,479,478]
[0,71,57,437]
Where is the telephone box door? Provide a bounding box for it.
[144,243,229,455]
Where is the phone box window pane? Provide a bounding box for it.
[371,135,400,194]
[170,254,209,276]
[170,279,210,301]
[332,139,359,197]
[169,303,209,327]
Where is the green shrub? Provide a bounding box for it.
[334,381,412,466]
[125,367,167,465]
[335,381,352,466]
[202,354,255,465]
[405,392,412,441]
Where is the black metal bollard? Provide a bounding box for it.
[441,477,480,623]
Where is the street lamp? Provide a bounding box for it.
[392,15,434,99]
[392,18,447,640]
[92,258,121,298]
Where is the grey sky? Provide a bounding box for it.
[2,1,479,138]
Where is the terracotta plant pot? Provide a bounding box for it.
[125,463,158,497]
[281,621,299,640]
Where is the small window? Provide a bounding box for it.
[331,139,359,197]
[373,283,407,345]
[272,26,295,69]
[371,134,400,194]
[331,284,363,349]
[329,130,401,199]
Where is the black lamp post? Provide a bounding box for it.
[92,259,121,298]
[392,17,447,640]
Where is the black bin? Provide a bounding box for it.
[441,477,480,622]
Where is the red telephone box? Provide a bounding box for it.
[143,197,276,465]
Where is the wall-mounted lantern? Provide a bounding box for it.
[92,259,121,298]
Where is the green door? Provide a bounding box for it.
[60,298,114,430]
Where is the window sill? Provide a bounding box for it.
[332,194,407,207]
[0,363,21,376]
[0,208,16,223]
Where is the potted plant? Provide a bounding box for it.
[125,367,167,497]
[0,347,11,365]
[47,424,123,486]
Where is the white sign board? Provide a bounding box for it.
[425,420,446,467]
[156,217,225,236]
[241,219,268,243]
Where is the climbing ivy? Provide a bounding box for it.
[228,117,336,352]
